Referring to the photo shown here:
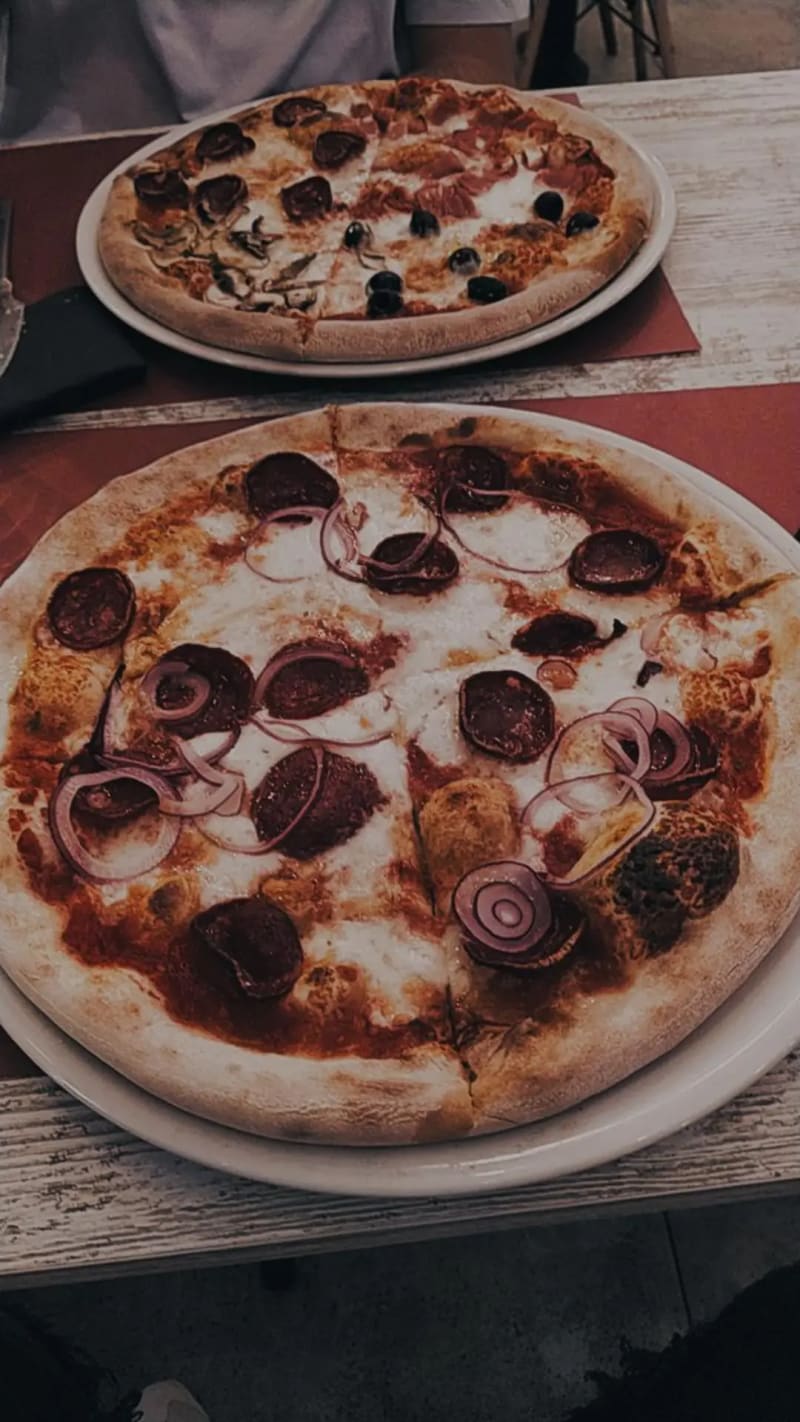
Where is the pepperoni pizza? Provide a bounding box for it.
[98,78,653,362]
[1,404,799,1144]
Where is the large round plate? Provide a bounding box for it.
[75,102,676,379]
[1,411,798,1197]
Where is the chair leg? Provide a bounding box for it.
[650,0,677,76]
[516,0,553,88]
[630,0,648,79]
[598,0,618,56]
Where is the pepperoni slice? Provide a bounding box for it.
[280,175,332,222]
[459,670,555,763]
[133,169,189,208]
[259,641,368,719]
[61,750,157,824]
[363,533,459,596]
[512,611,626,657]
[47,567,135,651]
[437,445,509,513]
[252,746,382,859]
[195,174,247,222]
[245,452,339,519]
[152,644,254,737]
[312,129,367,170]
[195,122,255,163]
[273,95,327,127]
[191,896,303,999]
[569,530,665,594]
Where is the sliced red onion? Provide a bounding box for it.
[173,737,232,786]
[453,861,553,954]
[547,710,652,785]
[536,658,577,690]
[253,645,358,711]
[320,500,365,584]
[358,511,442,575]
[49,768,180,883]
[194,812,274,855]
[157,771,245,819]
[440,483,572,576]
[250,710,391,749]
[244,505,326,583]
[141,660,211,723]
[187,727,241,766]
[607,696,658,736]
[645,709,694,784]
[523,773,655,887]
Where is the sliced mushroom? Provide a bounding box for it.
[283,287,318,311]
[134,218,199,249]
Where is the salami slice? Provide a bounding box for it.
[195,174,247,222]
[245,452,339,519]
[569,530,665,594]
[465,893,585,972]
[191,896,303,999]
[47,567,135,651]
[62,750,157,824]
[273,95,327,127]
[363,533,459,596]
[512,611,626,657]
[252,746,383,859]
[258,641,368,719]
[195,122,255,163]
[459,669,555,763]
[280,176,332,222]
[151,645,254,736]
[133,169,189,208]
[437,444,509,513]
[313,130,367,170]
[642,724,719,801]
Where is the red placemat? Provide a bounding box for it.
[3,383,793,1077]
[0,120,697,414]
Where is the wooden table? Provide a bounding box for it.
[2,69,800,1290]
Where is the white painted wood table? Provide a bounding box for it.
[2,69,800,1290]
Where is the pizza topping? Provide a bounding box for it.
[456,866,585,972]
[146,645,254,737]
[448,246,480,275]
[195,122,255,163]
[344,220,370,249]
[367,289,404,318]
[636,659,663,687]
[467,276,508,303]
[191,896,303,998]
[410,208,440,236]
[512,611,626,658]
[245,505,328,583]
[251,745,382,859]
[362,532,459,596]
[606,696,719,799]
[436,444,509,513]
[566,211,600,236]
[569,530,665,594]
[440,484,583,575]
[195,174,247,222]
[280,175,333,221]
[524,773,656,887]
[47,567,135,651]
[49,766,180,882]
[254,641,368,720]
[245,452,339,519]
[62,751,158,824]
[460,670,554,763]
[312,129,367,169]
[612,809,739,953]
[272,95,327,127]
[133,168,189,208]
[533,191,564,222]
[366,270,402,293]
[536,658,578,691]
[454,860,552,956]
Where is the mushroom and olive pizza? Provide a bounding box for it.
[98,78,653,362]
[1,403,799,1145]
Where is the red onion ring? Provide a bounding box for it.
[645,709,694,783]
[358,510,442,576]
[244,505,326,583]
[547,710,652,785]
[253,645,359,711]
[320,500,365,584]
[523,773,655,887]
[453,861,553,954]
[607,696,658,736]
[194,811,275,855]
[49,768,180,883]
[440,482,573,575]
[250,710,391,749]
[141,660,211,723]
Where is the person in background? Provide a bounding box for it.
[0,0,529,143]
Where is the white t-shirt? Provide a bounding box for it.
[0,0,528,142]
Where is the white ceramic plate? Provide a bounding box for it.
[1,410,798,1198]
[75,104,676,379]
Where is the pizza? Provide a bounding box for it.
[98,78,653,362]
[1,402,799,1146]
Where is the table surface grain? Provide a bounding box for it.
[3,68,800,1289]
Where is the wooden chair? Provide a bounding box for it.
[582,0,677,79]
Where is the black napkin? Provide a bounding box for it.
[0,285,146,430]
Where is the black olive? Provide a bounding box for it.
[533,190,564,222]
[448,246,481,275]
[566,210,600,236]
[410,208,440,236]
[344,221,368,249]
[467,275,508,304]
[367,289,404,318]
[366,270,402,293]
